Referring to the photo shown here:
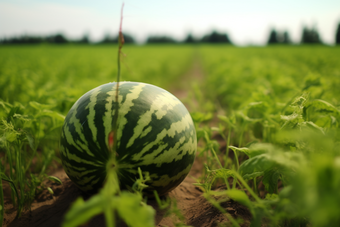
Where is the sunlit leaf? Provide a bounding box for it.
[47,187,54,195]
[207,189,255,216]
[225,189,254,214]
[306,99,340,115]
[116,192,155,227]
[236,111,262,123]
[35,110,65,121]
[48,176,62,185]
[242,171,264,181]
[229,146,250,157]
[304,121,325,134]
[29,101,56,110]
[218,115,236,128]
[5,132,17,142]
[191,111,213,123]
[12,113,30,121]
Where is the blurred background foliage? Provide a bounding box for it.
[1,21,340,45]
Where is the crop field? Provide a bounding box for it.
[1,44,340,227]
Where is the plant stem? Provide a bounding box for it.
[234,171,262,204]
[238,124,245,147]
[110,3,125,157]
[226,127,231,167]
[253,178,259,196]
[210,146,223,169]
[210,147,232,190]
[233,149,240,171]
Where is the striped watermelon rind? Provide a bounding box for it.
[59,82,197,195]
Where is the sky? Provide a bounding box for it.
[0,0,340,46]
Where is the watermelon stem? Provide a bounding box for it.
[109,3,125,157]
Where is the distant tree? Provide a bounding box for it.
[267,29,292,45]
[267,29,279,44]
[0,35,44,44]
[336,22,340,45]
[201,31,232,44]
[183,33,195,43]
[99,32,135,44]
[118,33,135,44]
[301,26,322,44]
[99,33,113,44]
[48,33,68,44]
[146,36,176,44]
[78,33,89,44]
[282,31,291,44]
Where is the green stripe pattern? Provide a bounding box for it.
[60,82,197,195]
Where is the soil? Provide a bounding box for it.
[3,156,252,227]
[2,59,253,227]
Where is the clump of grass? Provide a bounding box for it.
[0,100,64,225]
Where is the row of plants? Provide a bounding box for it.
[1,44,340,226]
[0,45,194,114]
[192,45,340,226]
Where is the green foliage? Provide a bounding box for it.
[0,44,195,226]
[196,45,340,226]
[2,44,340,226]
[0,99,63,222]
[0,45,193,114]
[63,169,155,227]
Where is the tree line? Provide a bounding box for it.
[1,22,340,45]
[0,30,232,45]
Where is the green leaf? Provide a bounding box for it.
[225,189,254,214]
[302,77,321,91]
[229,143,270,159]
[0,101,12,114]
[242,171,264,181]
[280,113,304,130]
[47,187,54,195]
[262,169,280,194]
[26,133,35,151]
[5,132,17,142]
[208,189,255,217]
[304,121,325,134]
[236,111,262,123]
[210,168,234,180]
[196,128,206,141]
[218,115,236,128]
[62,196,103,227]
[48,176,62,185]
[239,154,274,178]
[191,111,213,123]
[12,113,30,121]
[306,99,340,115]
[229,146,251,157]
[35,110,65,121]
[29,101,56,110]
[116,192,155,227]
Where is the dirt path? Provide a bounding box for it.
[3,56,251,227]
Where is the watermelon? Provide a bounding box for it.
[59,82,197,195]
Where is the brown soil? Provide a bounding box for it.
[3,156,252,227]
[2,58,253,227]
